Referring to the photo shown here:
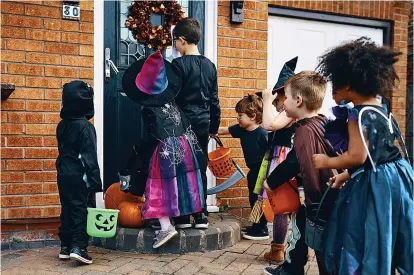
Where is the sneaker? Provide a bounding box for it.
[241,225,253,232]
[69,247,93,264]
[151,221,161,230]
[153,225,178,248]
[194,213,209,229]
[59,246,70,260]
[242,227,269,240]
[174,215,192,229]
[264,265,294,275]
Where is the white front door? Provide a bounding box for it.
[268,16,384,116]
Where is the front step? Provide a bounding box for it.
[91,215,242,254]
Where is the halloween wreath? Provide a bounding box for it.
[125,1,185,50]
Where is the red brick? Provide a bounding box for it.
[1,63,5,73]
[43,160,56,170]
[45,42,79,55]
[7,63,43,76]
[81,11,94,23]
[1,172,25,183]
[230,59,256,69]
[243,69,267,79]
[26,124,56,135]
[230,39,256,49]
[25,101,61,112]
[26,77,61,88]
[26,220,60,230]
[26,29,61,42]
[243,30,267,41]
[25,148,58,159]
[1,26,25,38]
[44,89,61,100]
[41,1,63,7]
[6,160,42,171]
[80,1,94,11]
[80,22,94,33]
[218,68,244,78]
[25,5,60,18]
[1,100,25,111]
[7,184,43,195]
[79,68,93,79]
[5,15,43,28]
[26,52,61,65]
[0,75,25,86]
[218,57,231,67]
[61,32,93,45]
[8,112,43,123]
[218,47,243,58]
[7,208,42,219]
[26,171,57,182]
[1,148,23,159]
[227,208,242,216]
[257,60,267,69]
[44,113,61,123]
[1,50,25,62]
[79,45,93,56]
[1,222,27,232]
[1,124,24,135]
[9,88,44,100]
[45,66,78,77]
[43,137,58,147]
[218,27,244,38]
[26,194,60,206]
[243,49,267,59]
[43,207,61,218]
[1,2,25,15]
[1,196,25,207]
[8,136,43,147]
[62,55,93,67]
[43,19,79,31]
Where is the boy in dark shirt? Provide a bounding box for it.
[172,18,221,229]
[56,81,102,264]
[219,95,269,240]
[263,71,338,275]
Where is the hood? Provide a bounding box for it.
[60,80,94,120]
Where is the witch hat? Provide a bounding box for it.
[122,50,182,107]
[256,56,298,97]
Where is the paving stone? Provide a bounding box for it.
[110,262,143,274]
[127,271,151,275]
[173,262,202,275]
[224,261,249,272]
[177,255,215,263]
[199,267,241,275]
[157,259,191,274]
[224,241,252,253]
[244,244,268,256]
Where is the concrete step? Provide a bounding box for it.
[91,216,242,254]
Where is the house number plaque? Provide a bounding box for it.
[62,1,80,21]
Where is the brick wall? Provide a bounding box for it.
[1,0,94,241]
[217,0,412,218]
[408,2,413,86]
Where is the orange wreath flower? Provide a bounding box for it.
[125,1,185,50]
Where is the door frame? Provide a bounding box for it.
[94,0,219,210]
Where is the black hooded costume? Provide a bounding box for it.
[56,80,102,250]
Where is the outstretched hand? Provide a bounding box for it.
[262,88,277,103]
[312,154,329,169]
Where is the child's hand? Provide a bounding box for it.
[263,180,272,192]
[328,173,347,189]
[312,154,329,169]
[262,88,277,103]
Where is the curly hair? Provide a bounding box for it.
[235,94,263,124]
[316,37,401,98]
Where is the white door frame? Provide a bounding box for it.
[93,0,219,211]
[94,0,104,208]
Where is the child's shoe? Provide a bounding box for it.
[174,215,192,229]
[194,213,209,229]
[263,243,285,263]
[264,265,294,275]
[153,225,178,248]
[59,246,70,260]
[69,247,93,264]
[242,226,269,240]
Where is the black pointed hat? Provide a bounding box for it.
[256,56,298,97]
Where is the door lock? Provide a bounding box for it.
[105,48,119,82]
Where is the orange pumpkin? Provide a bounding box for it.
[118,201,145,228]
[104,182,144,210]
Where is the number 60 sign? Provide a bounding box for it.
[62,3,80,21]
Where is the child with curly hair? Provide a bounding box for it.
[313,37,413,275]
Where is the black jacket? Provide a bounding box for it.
[172,55,221,134]
[56,81,102,192]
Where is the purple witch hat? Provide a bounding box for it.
[122,50,182,107]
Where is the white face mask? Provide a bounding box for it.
[171,25,181,59]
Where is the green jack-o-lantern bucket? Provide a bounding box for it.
[87,208,119,238]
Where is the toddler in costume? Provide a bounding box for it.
[313,37,413,275]
[122,50,205,248]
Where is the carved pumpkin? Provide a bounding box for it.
[118,201,145,228]
[104,182,144,210]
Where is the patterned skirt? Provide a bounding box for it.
[142,135,205,220]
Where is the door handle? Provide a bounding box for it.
[105,48,119,82]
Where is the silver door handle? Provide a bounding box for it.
[105,48,119,82]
